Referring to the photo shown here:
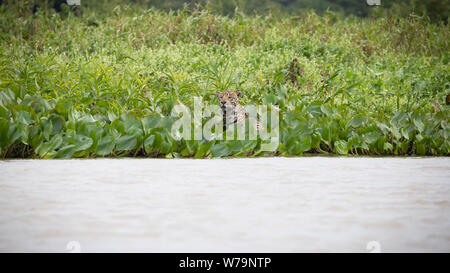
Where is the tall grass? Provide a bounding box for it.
[0,4,448,158]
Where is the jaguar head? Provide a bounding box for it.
[216,90,242,109]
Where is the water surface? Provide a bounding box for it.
[0,157,449,252]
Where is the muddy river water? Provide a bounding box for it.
[0,157,449,252]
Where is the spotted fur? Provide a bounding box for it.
[216,90,263,131]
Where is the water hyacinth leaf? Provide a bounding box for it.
[193,147,206,158]
[186,140,199,154]
[263,94,278,105]
[391,126,402,140]
[311,133,321,149]
[320,105,333,116]
[158,141,172,154]
[297,134,312,153]
[96,136,115,155]
[55,100,72,115]
[320,126,332,144]
[346,117,365,128]
[384,142,393,152]
[107,111,118,122]
[413,118,425,133]
[43,121,53,141]
[416,134,423,142]
[144,134,156,153]
[0,105,8,118]
[361,142,369,150]
[0,119,9,148]
[364,131,381,144]
[392,111,408,124]
[141,116,161,133]
[56,144,78,158]
[416,143,426,155]
[126,126,142,137]
[36,134,63,156]
[144,134,156,147]
[123,117,141,133]
[443,127,449,140]
[115,135,138,151]
[160,117,176,131]
[286,140,299,155]
[89,126,103,144]
[377,122,390,133]
[227,140,243,152]
[7,124,22,145]
[194,142,213,158]
[18,123,29,144]
[308,103,322,116]
[16,111,34,125]
[112,120,125,134]
[73,135,94,152]
[49,115,64,135]
[210,143,231,157]
[287,134,311,155]
[79,114,96,124]
[34,142,48,156]
[242,140,258,151]
[334,140,348,155]
[376,138,386,153]
[401,128,410,140]
[181,148,190,157]
[151,132,163,148]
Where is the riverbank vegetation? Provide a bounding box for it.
[0,1,448,158]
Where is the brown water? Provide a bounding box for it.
[0,157,449,252]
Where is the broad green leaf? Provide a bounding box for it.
[16,111,34,125]
[227,141,242,152]
[390,126,402,140]
[210,143,231,157]
[364,131,381,144]
[115,135,137,151]
[384,142,393,152]
[416,143,426,155]
[297,134,312,153]
[346,117,365,128]
[36,134,63,156]
[144,135,156,153]
[334,140,348,155]
[56,145,77,158]
[413,118,424,133]
[43,121,53,141]
[8,124,22,145]
[320,105,333,116]
[186,140,199,154]
[401,127,409,140]
[96,136,115,155]
[73,135,93,152]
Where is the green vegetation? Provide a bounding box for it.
[22,0,450,22]
[0,2,448,158]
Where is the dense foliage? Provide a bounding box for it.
[14,0,449,22]
[0,3,448,158]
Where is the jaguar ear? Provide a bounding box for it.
[216,91,220,98]
[236,90,242,97]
